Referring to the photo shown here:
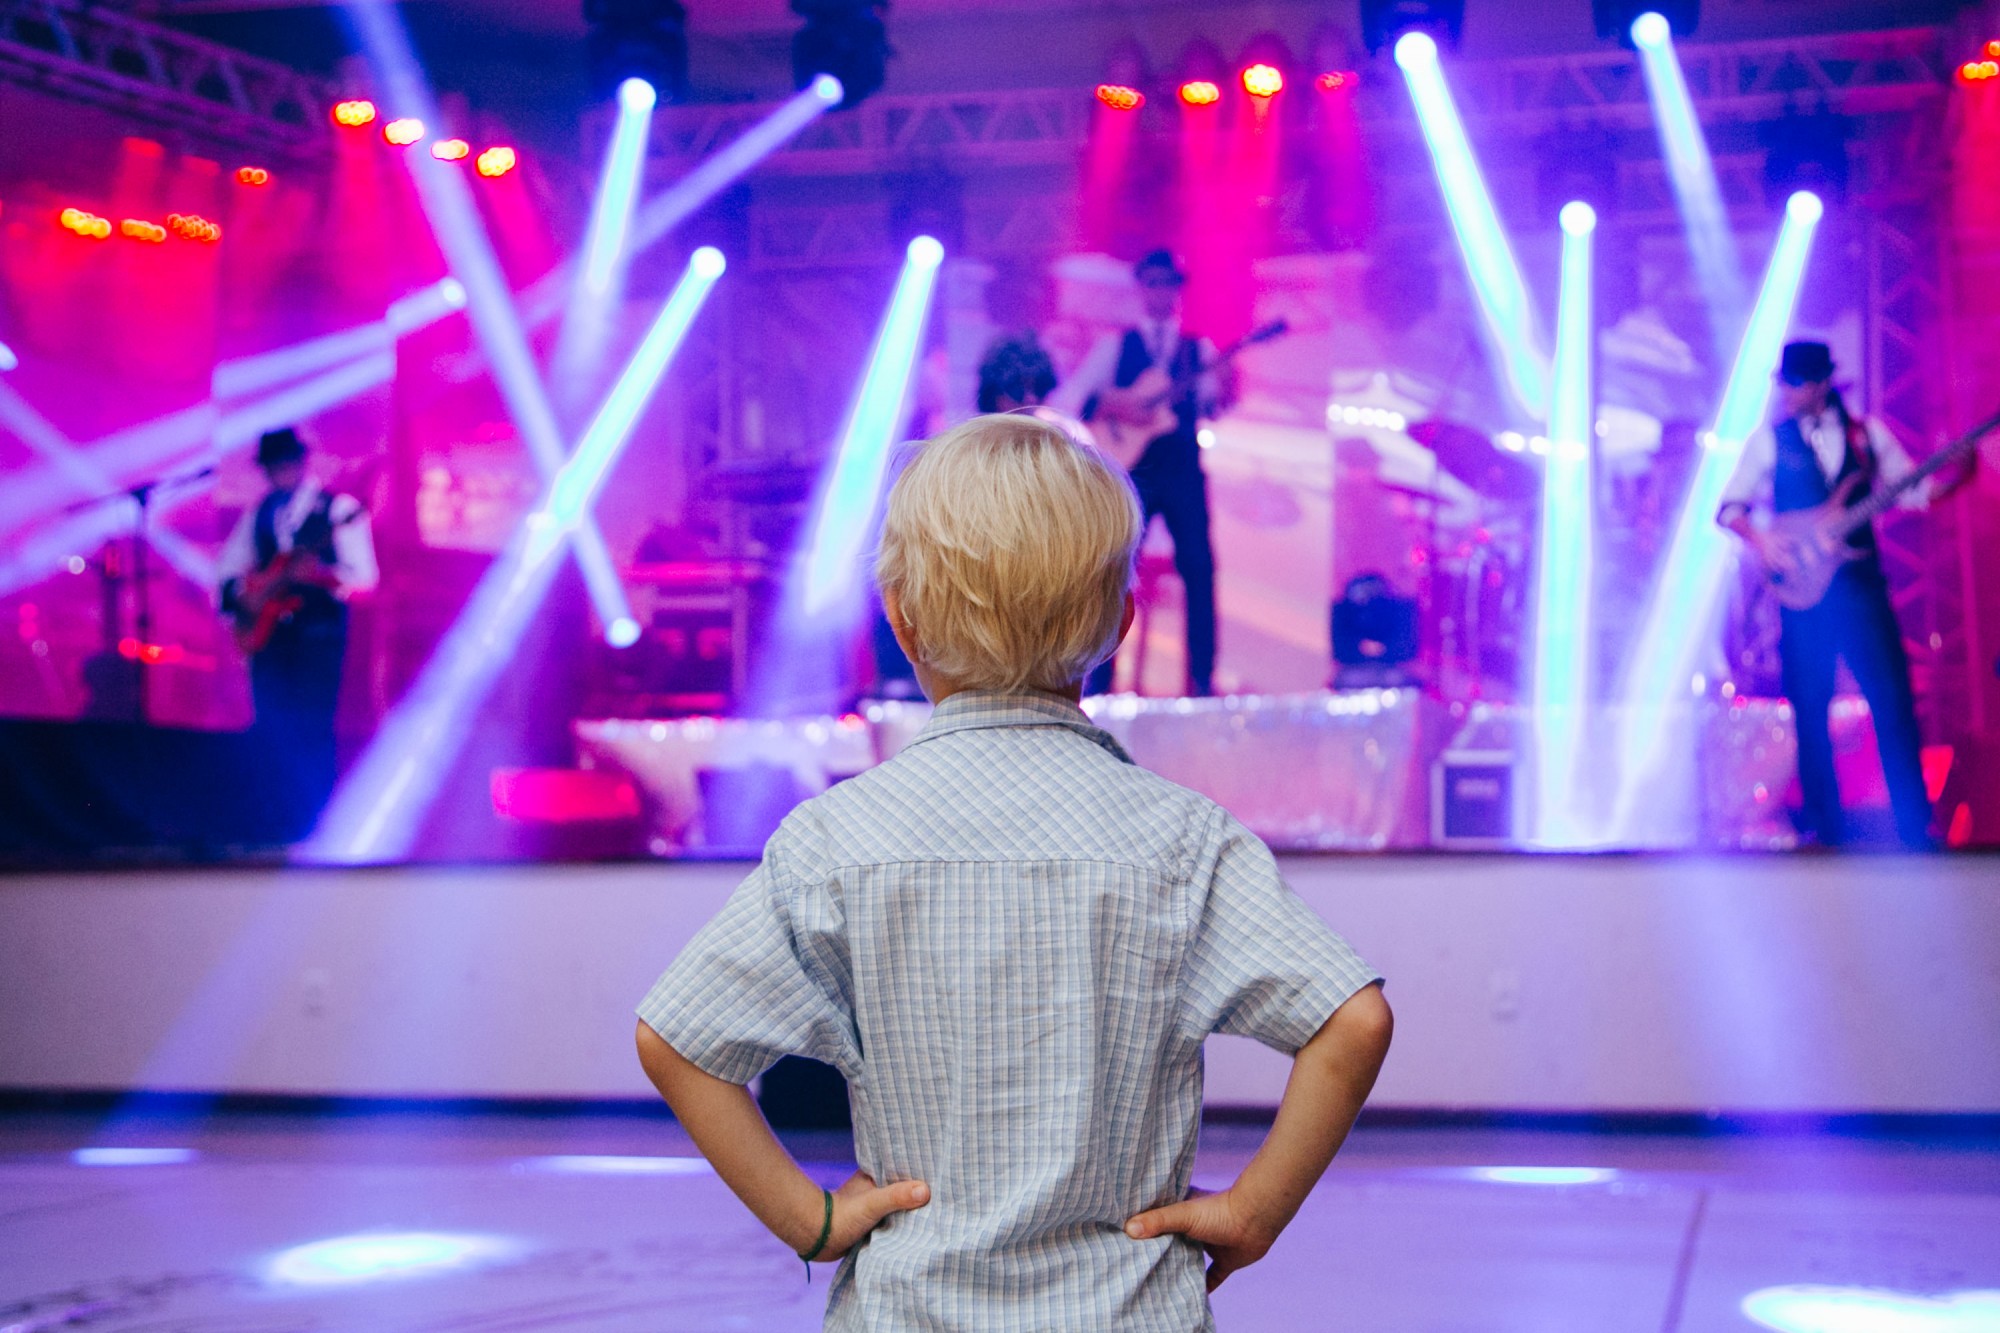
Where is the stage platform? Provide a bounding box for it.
[3,1103,1998,1331]
[4,853,1997,1115]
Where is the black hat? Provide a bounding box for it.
[1778,341,1835,386]
[1134,249,1185,285]
[256,427,306,468]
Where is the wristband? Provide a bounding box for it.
[798,1187,835,1274]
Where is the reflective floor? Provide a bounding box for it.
[3,1106,1997,1331]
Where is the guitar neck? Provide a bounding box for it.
[1832,407,1998,536]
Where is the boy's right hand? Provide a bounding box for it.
[1124,1186,1275,1292]
[815,1170,932,1263]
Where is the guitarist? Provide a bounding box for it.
[1716,341,1976,849]
[1048,249,1233,696]
[217,427,378,838]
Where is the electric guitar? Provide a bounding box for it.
[1762,406,1997,612]
[230,496,366,654]
[1094,319,1290,469]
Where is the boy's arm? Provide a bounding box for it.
[1124,982,1391,1291]
[636,1021,928,1260]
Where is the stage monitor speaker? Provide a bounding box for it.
[1432,749,1516,846]
[1332,573,1418,689]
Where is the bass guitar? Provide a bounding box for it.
[1094,319,1290,469]
[1762,406,1997,612]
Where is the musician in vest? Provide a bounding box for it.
[217,427,379,837]
[1047,250,1231,696]
[1716,341,1976,849]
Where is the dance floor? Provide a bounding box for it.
[3,1106,1997,1331]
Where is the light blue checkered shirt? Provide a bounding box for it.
[638,691,1380,1331]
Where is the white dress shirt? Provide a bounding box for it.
[1718,408,1930,518]
[1046,319,1221,421]
[216,477,380,602]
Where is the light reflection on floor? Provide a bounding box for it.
[3,1110,1998,1331]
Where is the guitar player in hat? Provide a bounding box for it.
[1048,249,1235,697]
[217,426,378,838]
[1717,340,1977,849]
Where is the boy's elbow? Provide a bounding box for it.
[635,1019,688,1088]
[1334,982,1393,1057]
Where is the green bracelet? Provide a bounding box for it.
[798,1187,835,1273]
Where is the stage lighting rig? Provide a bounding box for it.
[1593,0,1695,46]
[584,0,689,104]
[1762,110,1848,209]
[792,0,891,112]
[1360,0,1463,56]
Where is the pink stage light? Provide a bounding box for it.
[1241,63,1285,97]
[475,145,517,178]
[119,218,167,243]
[60,208,112,239]
[166,213,221,242]
[1095,83,1144,111]
[1315,70,1358,91]
[382,117,425,146]
[1962,59,2000,83]
[1178,80,1221,107]
[431,138,471,162]
[332,99,378,127]
[235,166,272,186]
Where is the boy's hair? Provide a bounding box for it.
[876,413,1141,693]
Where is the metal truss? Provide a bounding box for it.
[0,0,332,155]
[652,27,1951,174]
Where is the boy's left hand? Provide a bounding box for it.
[1124,1186,1275,1292]
[815,1170,931,1263]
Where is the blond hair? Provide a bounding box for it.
[876,413,1141,692]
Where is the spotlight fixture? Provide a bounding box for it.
[119,218,167,243]
[431,138,471,161]
[166,212,222,242]
[382,117,425,146]
[1178,80,1221,107]
[1359,0,1464,56]
[1595,0,1695,45]
[475,145,518,178]
[332,99,378,127]
[1095,83,1144,111]
[235,166,272,186]
[791,0,891,111]
[583,0,689,103]
[1316,70,1359,91]
[1961,57,2000,83]
[1241,63,1285,97]
[60,207,112,239]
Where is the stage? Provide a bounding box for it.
[4,852,1997,1115]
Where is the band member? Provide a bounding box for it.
[975,330,1059,414]
[1716,342,1976,849]
[1048,250,1230,696]
[217,427,379,838]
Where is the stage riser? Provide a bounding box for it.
[3,855,1996,1113]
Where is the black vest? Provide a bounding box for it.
[254,489,346,625]
[1772,413,1879,560]
[1109,328,1203,470]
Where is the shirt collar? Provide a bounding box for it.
[903,689,1134,765]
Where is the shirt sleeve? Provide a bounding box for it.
[636,842,860,1084]
[215,505,258,607]
[1717,428,1776,520]
[328,494,380,598]
[1179,807,1381,1054]
[1045,331,1122,418]
[1866,418,1931,511]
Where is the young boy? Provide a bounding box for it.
[636,413,1391,1329]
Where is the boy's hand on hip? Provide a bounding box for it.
[1124,1187,1275,1292]
[816,1170,931,1263]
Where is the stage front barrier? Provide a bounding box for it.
[572,690,1909,856]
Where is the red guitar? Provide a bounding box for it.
[229,500,366,654]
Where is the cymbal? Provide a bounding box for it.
[1406,419,1539,504]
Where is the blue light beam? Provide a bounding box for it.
[1532,202,1598,847]
[212,278,466,402]
[1608,192,1825,844]
[1394,32,1550,420]
[801,235,945,617]
[304,252,726,862]
[552,78,658,397]
[1633,12,1749,359]
[341,0,637,648]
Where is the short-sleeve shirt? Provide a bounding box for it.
[1718,410,1931,518]
[637,690,1380,1331]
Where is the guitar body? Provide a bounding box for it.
[232,550,318,654]
[1763,498,1866,612]
[1095,367,1180,469]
